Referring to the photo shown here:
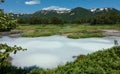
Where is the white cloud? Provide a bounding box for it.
[25,0,40,5]
[42,6,70,11]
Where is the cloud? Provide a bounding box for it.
[25,0,40,5]
[42,6,70,11]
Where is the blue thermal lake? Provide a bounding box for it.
[0,35,120,69]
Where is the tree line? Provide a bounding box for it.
[90,11,120,25]
[17,11,120,25]
[17,16,64,25]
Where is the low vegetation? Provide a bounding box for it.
[1,45,120,74]
[16,24,120,39]
[29,46,120,74]
[0,10,17,32]
[0,44,27,74]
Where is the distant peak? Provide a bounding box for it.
[90,8,115,12]
[41,6,71,13]
[42,6,71,11]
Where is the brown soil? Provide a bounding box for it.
[103,30,120,37]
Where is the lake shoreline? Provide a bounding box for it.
[0,29,120,39]
[1,35,120,68]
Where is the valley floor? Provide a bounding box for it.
[1,24,120,38]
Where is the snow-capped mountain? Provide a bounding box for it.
[42,6,71,13]
[90,8,114,13]
[12,7,120,20]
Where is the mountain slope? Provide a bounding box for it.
[92,8,120,16]
[14,7,120,19]
[69,7,93,19]
[13,7,120,24]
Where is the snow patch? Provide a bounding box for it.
[42,6,71,13]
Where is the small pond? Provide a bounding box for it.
[0,35,120,69]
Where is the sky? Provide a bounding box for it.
[0,0,120,13]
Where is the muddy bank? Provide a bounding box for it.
[0,30,34,38]
[0,31,22,38]
[0,29,120,38]
[103,30,120,37]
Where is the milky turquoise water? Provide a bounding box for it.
[0,36,120,69]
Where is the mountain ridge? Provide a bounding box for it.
[13,7,120,17]
[13,7,120,24]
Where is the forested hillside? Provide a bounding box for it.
[14,7,120,25]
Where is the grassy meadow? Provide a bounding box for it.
[15,24,120,39]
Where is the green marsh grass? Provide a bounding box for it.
[16,24,120,38]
